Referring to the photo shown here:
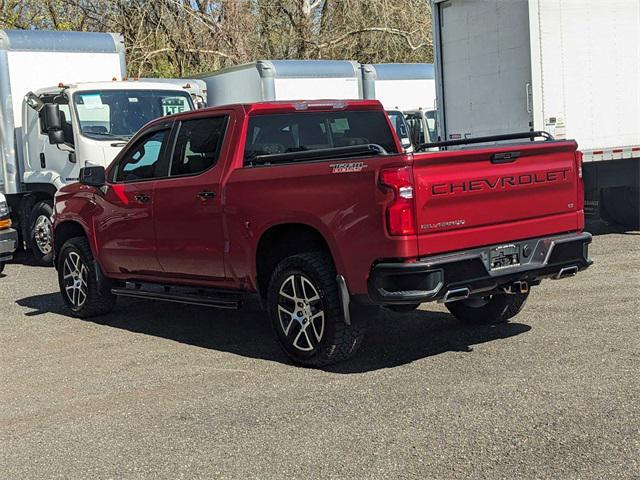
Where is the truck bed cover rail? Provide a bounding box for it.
[417,131,554,151]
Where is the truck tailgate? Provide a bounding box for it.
[413,141,583,256]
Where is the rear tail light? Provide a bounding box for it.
[380,166,417,235]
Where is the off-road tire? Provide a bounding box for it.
[57,237,116,318]
[29,200,54,265]
[267,252,370,367]
[446,291,529,325]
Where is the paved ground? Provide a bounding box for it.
[1,226,638,479]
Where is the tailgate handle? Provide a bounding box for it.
[491,151,521,164]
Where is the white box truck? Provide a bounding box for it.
[198,60,362,107]
[0,30,194,262]
[361,63,437,147]
[431,0,640,229]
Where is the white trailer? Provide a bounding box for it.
[198,60,362,107]
[431,0,640,229]
[0,30,194,262]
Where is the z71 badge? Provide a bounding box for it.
[330,161,367,174]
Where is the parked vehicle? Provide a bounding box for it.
[431,0,640,229]
[0,30,194,264]
[361,63,438,145]
[0,193,17,274]
[53,99,592,366]
[198,60,362,107]
[385,110,413,151]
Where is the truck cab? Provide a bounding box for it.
[20,81,193,261]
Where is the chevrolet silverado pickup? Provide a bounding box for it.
[52,100,592,366]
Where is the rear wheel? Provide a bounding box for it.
[29,201,54,265]
[267,252,369,367]
[57,237,116,318]
[446,291,529,325]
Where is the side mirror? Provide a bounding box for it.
[79,166,106,188]
[25,92,45,112]
[42,103,62,132]
[196,101,207,110]
[47,129,65,145]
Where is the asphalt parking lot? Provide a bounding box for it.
[1,225,638,479]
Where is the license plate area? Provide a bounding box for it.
[490,244,520,271]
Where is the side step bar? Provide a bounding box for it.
[111,282,241,309]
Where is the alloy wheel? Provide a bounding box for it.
[62,251,88,308]
[277,274,325,352]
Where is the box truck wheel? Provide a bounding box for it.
[601,187,639,231]
[29,201,54,265]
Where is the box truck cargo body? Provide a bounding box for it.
[198,60,362,107]
[432,0,640,229]
[0,30,194,263]
[362,63,438,145]
[361,63,436,112]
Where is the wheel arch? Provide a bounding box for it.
[53,220,91,267]
[254,222,340,300]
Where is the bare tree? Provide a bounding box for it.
[1,0,433,77]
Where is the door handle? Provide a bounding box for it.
[196,190,216,199]
[134,193,151,203]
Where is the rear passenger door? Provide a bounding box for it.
[152,113,231,281]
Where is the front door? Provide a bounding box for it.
[152,114,230,281]
[95,128,171,276]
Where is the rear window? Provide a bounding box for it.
[244,110,398,165]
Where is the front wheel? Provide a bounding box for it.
[267,252,369,367]
[29,200,54,265]
[57,237,116,318]
[446,291,529,325]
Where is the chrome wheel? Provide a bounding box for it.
[62,251,88,308]
[34,214,53,255]
[277,274,325,352]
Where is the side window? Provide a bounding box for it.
[170,116,228,176]
[114,130,169,183]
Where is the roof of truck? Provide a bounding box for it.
[364,63,435,80]
[169,99,385,120]
[35,81,191,95]
[0,29,123,53]
[197,59,361,80]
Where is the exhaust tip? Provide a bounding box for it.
[554,266,578,280]
[443,287,470,303]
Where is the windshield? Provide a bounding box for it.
[73,89,193,140]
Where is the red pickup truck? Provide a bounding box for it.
[53,100,592,366]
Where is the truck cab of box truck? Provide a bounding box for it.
[0,30,194,264]
[20,81,193,262]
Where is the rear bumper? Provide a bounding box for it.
[0,228,18,262]
[367,231,592,304]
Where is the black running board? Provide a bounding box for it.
[111,282,241,309]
